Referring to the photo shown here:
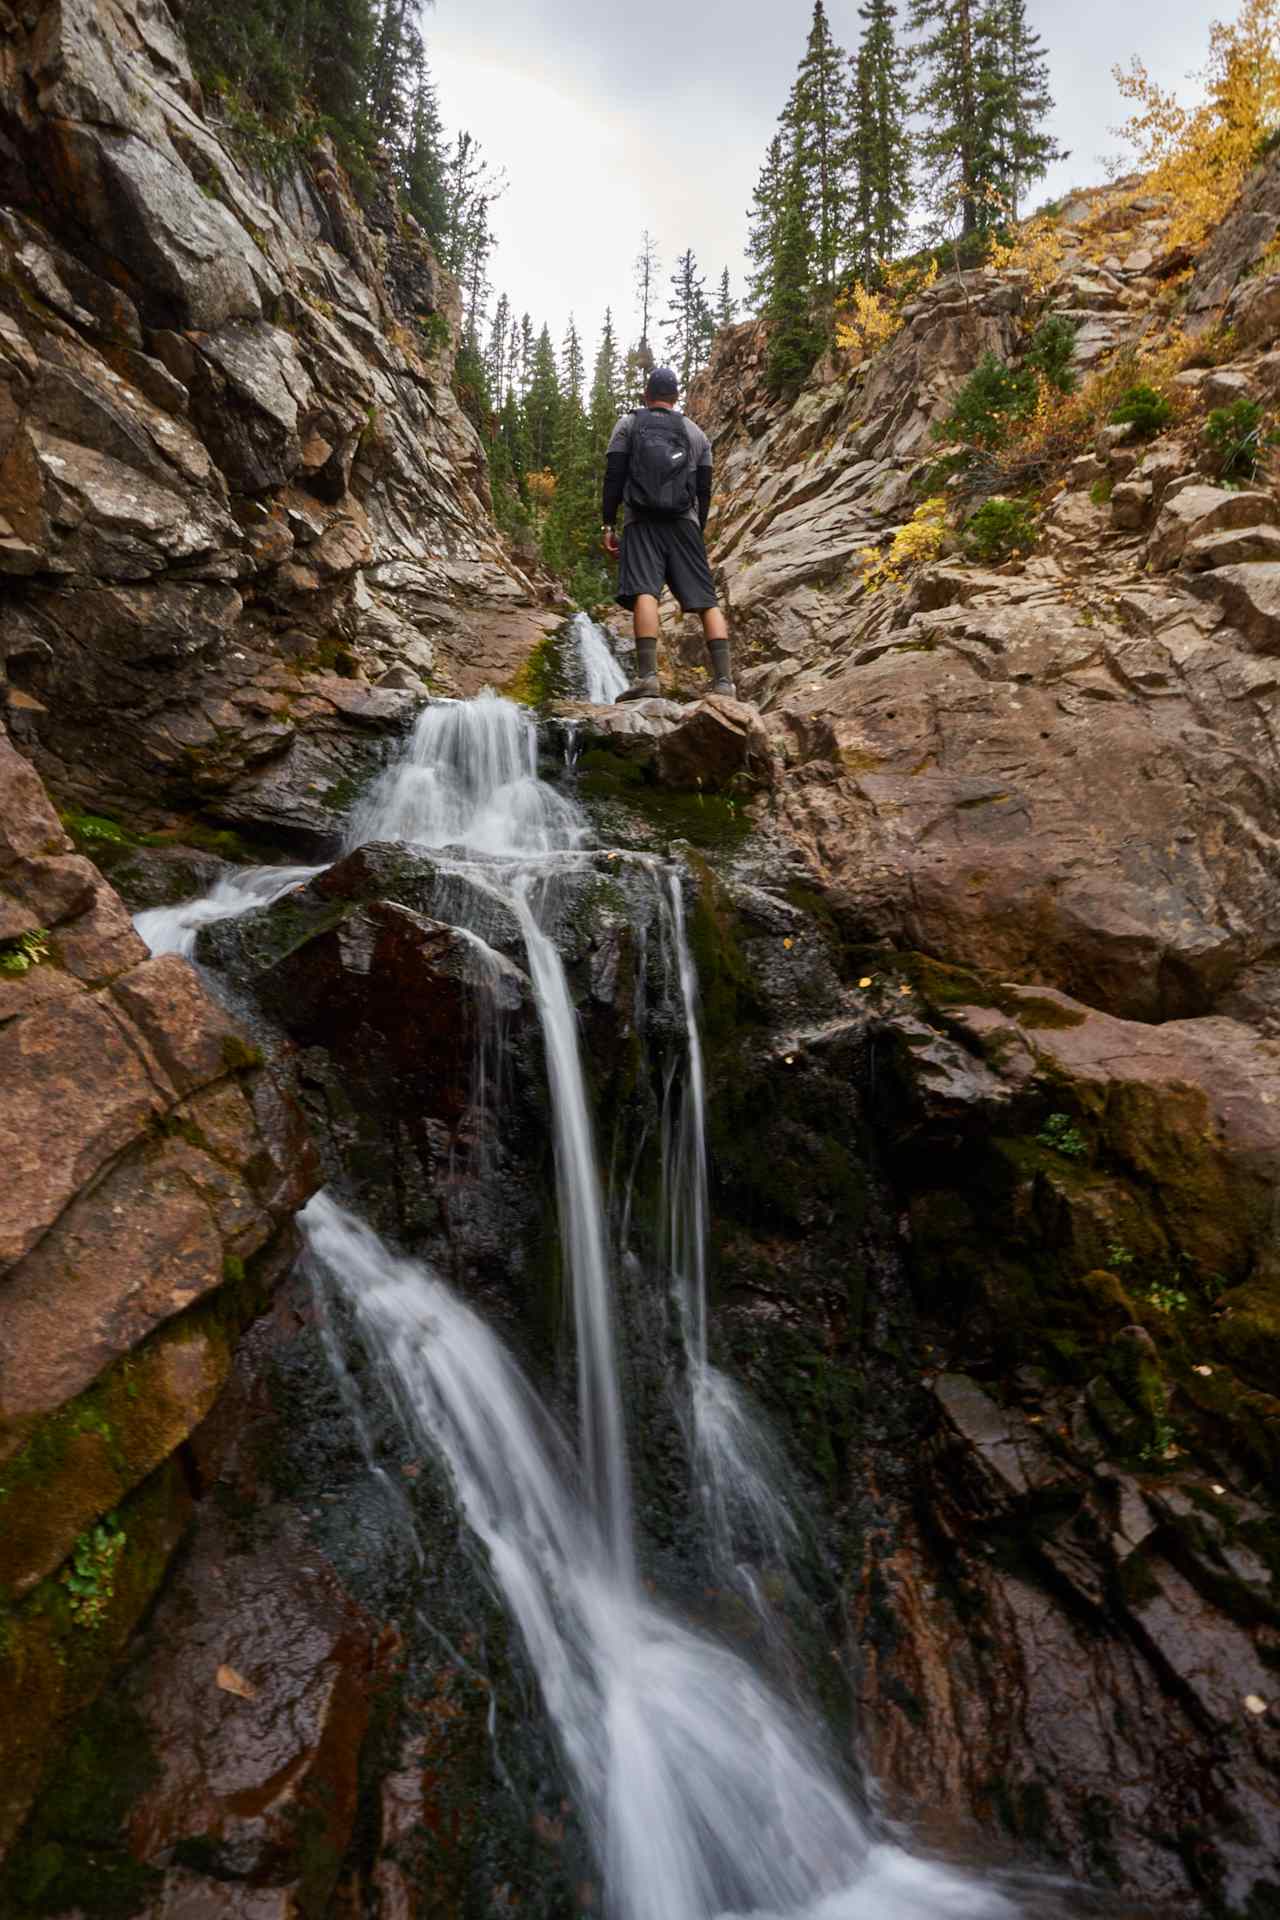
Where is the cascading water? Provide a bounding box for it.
[134,862,323,958]
[140,675,1026,1918]
[304,1194,1015,1920]
[659,875,801,1594]
[570,611,628,704]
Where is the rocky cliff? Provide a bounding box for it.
[0,0,555,1871]
[676,168,1280,1911]
[0,0,557,849]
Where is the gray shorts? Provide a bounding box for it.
[616,516,718,612]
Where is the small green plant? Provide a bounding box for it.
[0,929,49,975]
[1204,398,1268,481]
[1107,1241,1135,1270]
[961,495,1037,563]
[1139,1413,1180,1464]
[1036,1112,1088,1160]
[60,1514,126,1628]
[1090,476,1114,506]
[1146,1281,1190,1315]
[938,352,1037,449]
[1109,383,1174,439]
[1024,314,1079,395]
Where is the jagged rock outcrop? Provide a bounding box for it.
[0,0,557,846]
[0,722,316,1851]
[679,166,1280,1910]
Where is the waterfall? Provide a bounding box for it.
[134,863,322,958]
[660,874,801,1591]
[570,611,628,704]
[304,1193,1015,1920]
[140,684,1024,1917]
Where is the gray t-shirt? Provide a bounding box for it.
[607,408,712,523]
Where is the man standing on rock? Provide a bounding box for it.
[601,366,736,702]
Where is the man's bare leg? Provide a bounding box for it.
[617,593,661,702]
[700,606,735,698]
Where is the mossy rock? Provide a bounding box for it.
[0,1308,235,1600]
[1214,1279,1280,1394]
[0,1459,191,1859]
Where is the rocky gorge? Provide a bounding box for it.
[1,1,1279,1914]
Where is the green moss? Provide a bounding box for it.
[219,1033,263,1073]
[59,812,140,861]
[504,629,565,709]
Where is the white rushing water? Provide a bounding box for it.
[144,680,1022,1920]
[304,1193,1015,1920]
[134,863,323,957]
[570,611,628,704]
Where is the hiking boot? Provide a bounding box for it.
[616,637,660,702]
[707,639,736,700]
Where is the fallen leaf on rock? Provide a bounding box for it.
[783,936,794,949]
[1243,1694,1267,1715]
[1193,1364,1213,1376]
[858,976,873,988]
[216,1664,257,1700]
[1212,1483,1226,1494]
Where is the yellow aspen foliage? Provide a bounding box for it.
[1113,0,1280,256]
[834,259,939,361]
[860,496,949,592]
[987,216,1068,296]
[525,468,557,509]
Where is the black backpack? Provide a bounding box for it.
[624,408,697,518]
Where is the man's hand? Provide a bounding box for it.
[601,527,619,558]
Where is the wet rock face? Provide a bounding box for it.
[0,724,317,1851]
[0,0,556,838]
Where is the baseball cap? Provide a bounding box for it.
[645,366,679,399]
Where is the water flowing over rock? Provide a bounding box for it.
[6,69,1280,1918]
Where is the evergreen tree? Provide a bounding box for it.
[848,0,913,280]
[783,0,854,294]
[517,313,536,399]
[989,0,1066,218]
[713,269,737,330]
[485,293,512,406]
[523,324,561,471]
[746,132,787,308]
[560,315,585,410]
[765,150,823,394]
[909,0,985,236]
[662,249,714,388]
[588,309,625,443]
[400,70,448,243]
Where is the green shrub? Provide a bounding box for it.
[962,495,1037,563]
[1204,398,1267,481]
[1109,383,1174,438]
[938,352,1038,449]
[1035,1111,1088,1159]
[1024,314,1079,395]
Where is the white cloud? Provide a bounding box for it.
[426,0,1225,365]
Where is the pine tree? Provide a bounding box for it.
[400,69,448,244]
[485,293,512,407]
[990,0,1066,218]
[783,0,854,294]
[848,0,913,280]
[909,0,985,237]
[662,249,714,389]
[713,269,736,330]
[746,132,787,308]
[523,324,561,471]
[588,309,625,444]
[517,313,536,400]
[765,150,823,394]
[560,316,585,410]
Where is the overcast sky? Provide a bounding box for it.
[426,0,1226,366]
